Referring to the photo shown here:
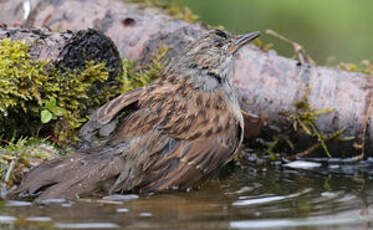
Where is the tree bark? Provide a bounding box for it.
[1,0,372,159]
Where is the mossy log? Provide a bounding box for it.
[1,0,372,159]
[0,27,122,80]
[0,27,123,142]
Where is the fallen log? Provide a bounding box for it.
[0,26,122,80]
[1,0,372,159]
[0,26,123,142]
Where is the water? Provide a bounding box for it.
[1,165,373,230]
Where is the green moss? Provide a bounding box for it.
[0,137,59,186]
[337,60,373,75]
[289,87,336,158]
[128,0,199,22]
[121,45,168,92]
[261,87,340,160]
[0,38,169,145]
[0,38,119,143]
[46,61,116,143]
[0,39,169,185]
[0,38,48,112]
[252,38,274,52]
[264,135,295,160]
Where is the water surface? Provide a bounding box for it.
[1,164,373,230]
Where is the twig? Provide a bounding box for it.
[4,160,15,184]
[310,122,331,158]
[352,92,373,161]
[0,154,16,161]
[266,29,314,64]
[286,128,346,160]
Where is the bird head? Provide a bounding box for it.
[168,29,260,91]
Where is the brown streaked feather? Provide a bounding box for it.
[10,29,255,201]
[11,152,126,201]
[96,87,144,125]
[106,80,243,193]
[11,79,243,199]
[139,127,241,192]
[79,87,144,150]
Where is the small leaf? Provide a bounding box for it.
[50,107,66,116]
[41,110,53,124]
[45,97,56,109]
[49,97,56,106]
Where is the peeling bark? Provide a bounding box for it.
[1,0,372,158]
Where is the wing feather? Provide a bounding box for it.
[79,87,144,150]
[84,80,243,193]
[129,82,243,192]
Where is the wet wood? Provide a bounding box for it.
[1,0,372,158]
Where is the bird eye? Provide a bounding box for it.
[215,29,228,39]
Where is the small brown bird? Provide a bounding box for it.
[11,29,260,201]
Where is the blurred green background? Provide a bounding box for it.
[184,0,372,65]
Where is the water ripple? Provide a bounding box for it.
[54,222,119,229]
[232,188,312,206]
[230,216,367,229]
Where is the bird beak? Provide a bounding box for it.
[230,31,260,54]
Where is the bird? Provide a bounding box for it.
[10,29,260,201]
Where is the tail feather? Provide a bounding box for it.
[9,152,125,201]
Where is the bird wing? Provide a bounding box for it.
[11,152,126,201]
[139,122,242,192]
[108,80,244,192]
[79,87,144,150]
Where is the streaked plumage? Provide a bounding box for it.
[10,30,260,201]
